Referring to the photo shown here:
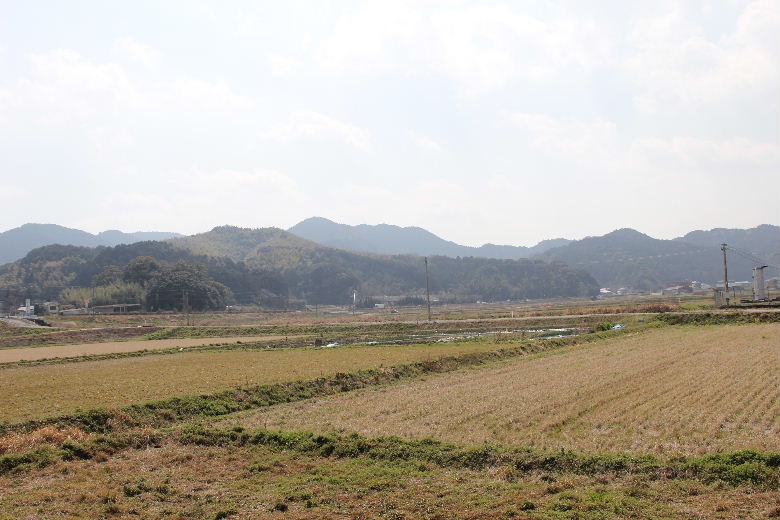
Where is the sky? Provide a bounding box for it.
[0,0,777,247]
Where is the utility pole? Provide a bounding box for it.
[721,243,730,306]
[424,257,432,321]
[182,289,190,326]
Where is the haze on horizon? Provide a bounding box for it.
[0,1,777,247]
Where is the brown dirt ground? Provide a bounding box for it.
[0,326,162,349]
[0,335,304,363]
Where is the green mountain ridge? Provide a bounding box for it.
[0,241,288,309]
[537,227,779,289]
[169,226,599,303]
[2,221,775,296]
[0,226,599,309]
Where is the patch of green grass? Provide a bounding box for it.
[175,426,779,489]
[0,436,773,520]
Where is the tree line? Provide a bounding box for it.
[0,237,599,311]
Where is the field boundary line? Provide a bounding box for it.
[2,423,777,488]
[175,425,779,487]
[1,326,648,436]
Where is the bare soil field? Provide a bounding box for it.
[0,335,304,363]
[1,440,773,520]
[0,341,504,423]
[226,324,779,455]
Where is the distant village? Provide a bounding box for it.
[598,265,778,308]
[7,271,778,321]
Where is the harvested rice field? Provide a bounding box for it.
[0,335,306,363]
[225,324,779,455]
[0,341,504,423]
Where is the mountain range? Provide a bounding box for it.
[288,218,778,288]
[288,217,570,259]
[537,227,777,290]
[0,220,777,292]
[172,226,598,302]
[0,224,182,265]
[0,227,598,307]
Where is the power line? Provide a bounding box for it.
[725,245,779,271]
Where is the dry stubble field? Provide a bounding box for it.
[224,324,779,455]
[1,318,778,519]
[0,341,504,424]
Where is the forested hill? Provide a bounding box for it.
[0,241,288,308]
[0,227,599,308]
[536,228,778,290]
[287,217,571,259]
[0,223,182,264]
[673,224,779,257]
[170,226,599,303]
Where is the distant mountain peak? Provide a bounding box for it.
[299,216,336,224]
[287,217,542,259]
[0,223,182,265]
[602,228,650,239]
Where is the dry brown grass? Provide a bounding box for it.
[0,440,773,520]
[227,324,779,455]
[0,342,503,424]
[0,425,89,454]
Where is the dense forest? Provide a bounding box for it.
[537,228,776,290]
[0,226,599,310]
[2,222,775,298]
[0,242,287,311]
[171,226,598,303]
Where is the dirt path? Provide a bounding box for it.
[0,335,304,363]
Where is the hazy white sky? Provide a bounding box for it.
[0,0,777,246]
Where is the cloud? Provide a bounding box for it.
[80,169,310,234]
[507,112,620,164]
[25,49,140,111]
[625,0,780,110]
[507,111,780,190]
[408,132,442,152]
[429,5,614,93]
[263,110,372,150]
[0,49,254,127]
[266,54,299,76]
[114,36,161,69]
[0,88,14,110]
[315,2,614,93]
[630,136,780,180]
[0,185,26,204]
[167,79,254,110]
[316,1,423,72]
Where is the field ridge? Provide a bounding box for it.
[1,327,640,435]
